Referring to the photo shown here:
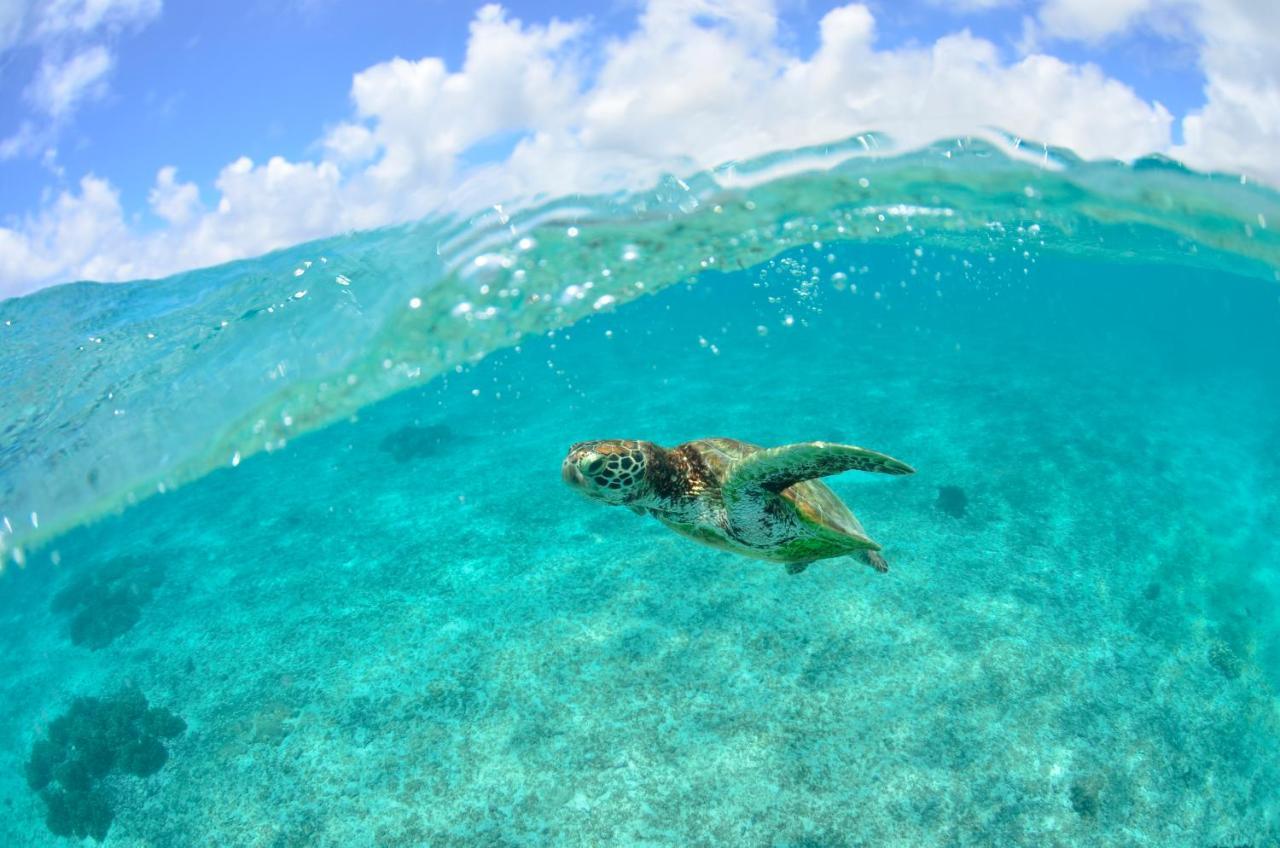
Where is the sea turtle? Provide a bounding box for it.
[561,438,914,574]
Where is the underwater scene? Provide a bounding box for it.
[1,138,1279,847]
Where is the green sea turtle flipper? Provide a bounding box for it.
[862,550,889,573]
[786,561,811,575]
[725,441,915,496]
[808,522,880,551]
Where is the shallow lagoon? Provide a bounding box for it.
[1,146,1279,846]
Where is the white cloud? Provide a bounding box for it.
[1,0,162,154]
[195,155,346,261]
[0,0,1275,298]
[148,165,200,225]
[0,120,39,159]
[792,11,1171,161]
[0,0,27,51]
[928,0,1017,10]
[32,0,160,38]
[1174,0,1280,178]
[0,175,128,291]
[1037,0,1157,42]
[322,122,377,164]
[322,3,583,224]
[1026,0,1280,181]
[26,44,113,117]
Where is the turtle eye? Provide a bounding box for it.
[585,458,604,474]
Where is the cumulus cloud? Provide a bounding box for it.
[1174,0,1280,177]
[0,0,1275,298]
[0,175,129,286]
[197,155,346,261]
[1037,0,1157,42]
[325,4,583,224]
[784,8,1170,161]
[1028,0,1279,178]
[148,165,200,225]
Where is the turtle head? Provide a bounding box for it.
[562,440,651,506]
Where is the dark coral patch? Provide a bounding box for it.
[1069,778,1101,818]
[1208,640,1244,680]
[26,688,185,842]
[52,557,165,650]
[42,787,113,842]
[378,423,458,463]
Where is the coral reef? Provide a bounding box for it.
[378,423,458,463]
[936,485,968,518]
[1070,777,1103,818]
[50,557,165,650]
[25,688,185,841]
[1209,640,1244,680]
[1,248,1277,846]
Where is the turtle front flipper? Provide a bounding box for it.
[725,441,914,495]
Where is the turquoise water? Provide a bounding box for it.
[1,139,1279,845]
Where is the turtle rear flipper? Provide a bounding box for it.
[726,441,914,495]
[787,551,886,576]
[807,521,881,552]
[861,550,889,573]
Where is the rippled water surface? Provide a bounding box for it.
[1,139,1278,846]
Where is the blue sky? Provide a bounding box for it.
[1,0,1273,295]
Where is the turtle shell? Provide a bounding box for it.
[687,438,868,540]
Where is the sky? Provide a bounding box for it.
[0,0,1277,297]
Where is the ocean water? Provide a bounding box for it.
[1,138,1278,846]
